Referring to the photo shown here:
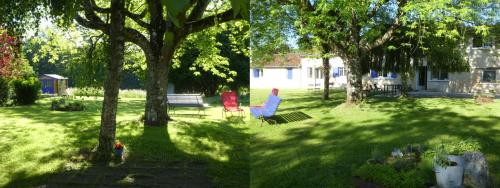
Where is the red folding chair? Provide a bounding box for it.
[221,91,244,118]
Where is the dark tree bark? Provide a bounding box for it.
[399,51,410,97]
[321,43,331,100]
[95,0,125,161]
[344,55,364,104]
[322,57,330,100]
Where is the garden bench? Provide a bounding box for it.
[165,94,209,116]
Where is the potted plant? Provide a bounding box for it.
[434,144,464,188]
[114,141,125,159]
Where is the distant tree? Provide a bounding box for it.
[0,30,19,77]
[170,30,249,96]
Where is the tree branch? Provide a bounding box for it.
[90,0,111,13]
[124,9,150,29]
[147,0,165,31]
[75,14,109,34]
[76,3,151,59]
[187,0,210,21]
[360,0,408,52]
[361,20,399,52]
[124,27,152,56]
[185,9,242,34]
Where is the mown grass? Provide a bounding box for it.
[0,95,249,188]
[249,89,500,188]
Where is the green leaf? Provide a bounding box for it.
[162,0,190,27]
[229,0,249,19]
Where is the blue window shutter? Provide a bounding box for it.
[371,69,378,78]
[287,68,293,79]
[391,72,397,78]
[333,67,339,77]
[253,69,259,78]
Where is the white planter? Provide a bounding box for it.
[435,155,465,188]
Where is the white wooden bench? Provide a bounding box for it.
[165,94,209,116]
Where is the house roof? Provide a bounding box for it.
[40,74,68,80]
[254,53,302,68]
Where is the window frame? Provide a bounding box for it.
[338,67,344,77]
[430,69,449,81]
[482,69,497,83]
[472,36,494,49]
[307,67,313,78]
[253,68,264,78]
[315,68,323,79]
[287,68,293,80]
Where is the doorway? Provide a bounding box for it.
[418,66,427,90]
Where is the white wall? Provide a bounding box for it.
[300,57,347,88]
[250,68,302,89]
[423,39,500,93]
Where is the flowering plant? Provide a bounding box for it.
[114,141,124,150]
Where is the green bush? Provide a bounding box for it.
[72,87,104,97]
[11,77,41,105]
[0,78,8,106]
[119,89,146,98]
[51,99,85,111]
[444,139,481,155]
[354,164,427,188]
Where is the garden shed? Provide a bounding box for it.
[39,74,68,95]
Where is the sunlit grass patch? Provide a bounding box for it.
[0,96,249,187]
[249,89,500,187]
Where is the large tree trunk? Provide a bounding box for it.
[400,71,409,97]
[400,51,410,97]
[143,30,178,126]
[322,56,330,100]
[95,0,125,161]
[143,1,170,127]
[144,56,170,126]
[344,56,364,104]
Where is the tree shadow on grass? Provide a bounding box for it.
[251,94,500,187]
[2,100,249,188]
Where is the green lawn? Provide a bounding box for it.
[0,96,249,187]
[249,89,500,187]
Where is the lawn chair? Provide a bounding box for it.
[221,91,244,118]
[250,95,281,126]
[271,88,279,96]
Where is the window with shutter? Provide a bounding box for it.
[287,68,293,79]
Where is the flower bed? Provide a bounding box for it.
[354,140,485,187]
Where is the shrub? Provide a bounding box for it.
[71,88,148,99]
[51,99,85,111]
[119,89,146,98]
[0,77,8,106]
[354,164,427,188]
[11,76,41,105]
[72,87,104,97]
[445,139,481,155]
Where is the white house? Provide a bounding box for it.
[251,36,499,94]
[250,54,398,89]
